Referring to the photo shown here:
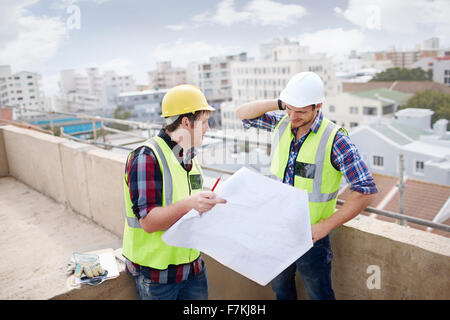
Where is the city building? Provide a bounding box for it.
[0,65,45,119]
[333,52,394,83]
[148,61,186,90]
[412,57,450,86]
[324,88,412,129]
[115,89,168,124]
[56,67,136,113]
[348,108,450,186]
[222,42,338,129]
[342,80,450,94]
[372,38,446,68]
[186,53,247,104]
[187,52,248,128]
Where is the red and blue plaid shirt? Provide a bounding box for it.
[124,129,205,284]
[242,110,378,195]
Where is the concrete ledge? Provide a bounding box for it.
[59,141,96,220]
[0,126,8,177]
[84,148,128,237]
[327,215,450,300]
[2,125,66,203]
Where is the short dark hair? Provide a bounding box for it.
[164,110,210,133]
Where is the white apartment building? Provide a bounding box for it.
[412,57,450,86]
[0,65,45,119]
[324,88,412,130]
[221,41,339,129]
[187,53,247,104]
[148,62,186,90]
[57,67,136,112]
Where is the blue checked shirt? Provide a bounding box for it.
[242,110,378,195]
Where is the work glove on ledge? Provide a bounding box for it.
[66,253,107,279]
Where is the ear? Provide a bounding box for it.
[316,103,323,110]
[180,116,191,129]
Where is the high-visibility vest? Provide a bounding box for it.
[270,115,344,225]
[122,136,204,269]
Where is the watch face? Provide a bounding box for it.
[189,174,203,190]
[294,161,316,179]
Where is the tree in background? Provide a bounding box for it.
[111,106,131,131]
[399,90,450,130]
[371,67,432,81]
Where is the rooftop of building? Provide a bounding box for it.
[338,174,450,238]
[343,81,450,94]
[350,88,413,105]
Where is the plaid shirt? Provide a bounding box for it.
[124,129,205,284]
[242,110,378,194]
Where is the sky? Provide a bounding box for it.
[1,0,450,96]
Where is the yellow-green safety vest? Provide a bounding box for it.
[270,115,345,225]
[122,136,204,269]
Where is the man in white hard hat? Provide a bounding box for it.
[236,72,378,300]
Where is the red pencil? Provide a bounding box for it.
[211,176,222,192]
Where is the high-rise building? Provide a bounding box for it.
[148,62,186,90]
[186,53,247,104]
[221,43,339,129]
[0,65,45,119]
[56,67,136,112]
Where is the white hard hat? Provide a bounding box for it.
[279,72,324,108]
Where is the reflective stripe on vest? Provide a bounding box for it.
[122,136,202,269]
[270,115,343,224]
[125,138,174,229]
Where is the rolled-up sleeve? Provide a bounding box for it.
[332,131,378,195]
[242,111,285,132]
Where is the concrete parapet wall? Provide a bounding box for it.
[0,126,9,177]
[84,148,127,236]
[59,141,95,220]
[2,125,66,203]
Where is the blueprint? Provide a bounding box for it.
[162,167,313,286]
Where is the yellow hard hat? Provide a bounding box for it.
[161,84,215,118]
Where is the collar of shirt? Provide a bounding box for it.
[157,129,196,165]
[290,109,323,138]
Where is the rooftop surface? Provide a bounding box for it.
[351,88,413,105]
[0,176,124,299]
[343,81,450,94]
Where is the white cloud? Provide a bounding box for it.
[245,0,307,26]
[172,0,306,29]
[298,28,366,56]
[0,0,67,71]
[166,24,188,31]
[335,0,450,40]
[153,40,241,67]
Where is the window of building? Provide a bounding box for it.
[415,160,424,174]
[14,76,20,80]
[329,105,335,112]
[373,155,384,168]
[363,106,378,116]
[350,122,358,128]
[350,106,358,114]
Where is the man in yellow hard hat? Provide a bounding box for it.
[122,84,226,300]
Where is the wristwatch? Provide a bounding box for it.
[277,99,285,110]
